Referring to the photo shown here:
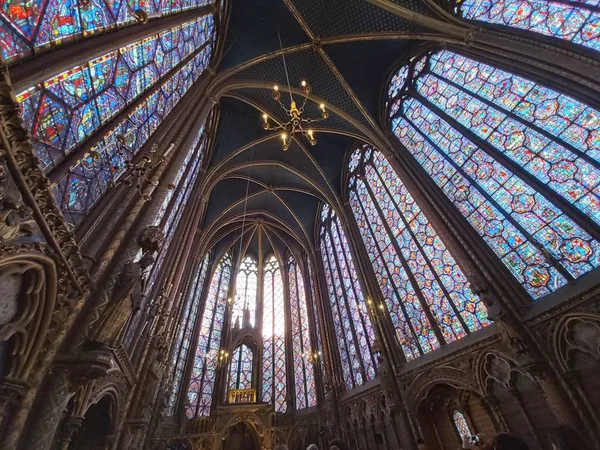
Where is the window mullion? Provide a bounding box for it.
[430,72,600,170]
[352,186,426,355]
[402,110,575,282]
[322,233,359,388]
[371,163,471,333]
[413,89,600,241]
[327,222,372,380]
[359,178,448,345]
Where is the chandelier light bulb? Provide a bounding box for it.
[263,113,268,120]
[301,80,307,87]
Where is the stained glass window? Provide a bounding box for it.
[452,410,472,437]
[122,122,208,348]
[168,253,210,415]
[232,256,258,328]
[185,252,231,418]
[456,0,600,52]
[144,125,208,295]
[288,255,317,410]
[0,0,215,64]
[348,145,490,361]
[262,254,287,412]
[17,14,214,174]
[388,49,600,300]
[228,344,253,391]
[50,43,213,226]
[319,204,377,390]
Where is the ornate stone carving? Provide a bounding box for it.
[138,226,164,255]
[90,253,154,347]
[0,158,37,242]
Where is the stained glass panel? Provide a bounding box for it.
[388,51,600,300]
[232,256,258,328]
[16,14,214,174]
[348,145,490,361]
[0,0,215,63]
[318,204,377,390]
[228,344,253,390]
[457,0,600,51]
[52,44,213,227]
[262,254,287,412]
[186,252,231,418]
[415,68,600,227]
[168,254,209,415]
[288,255,317,410]
[453,410,472,437]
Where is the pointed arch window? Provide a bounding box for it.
[319,204,377,390]
[232,256,258,328]
[17,31,215,227]
[228,344,253,390]
[0,0,215,63]
[167,253,210,415]
[17,15,214,174]
[455,0,599,52]
[389,49,600,300]
[262,254,287,412]
[452,410,473,438]
[185,252,232,418]
[288,255,317,409]
[348,145,490,360]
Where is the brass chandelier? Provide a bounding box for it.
[262,80,329,151]
[261,29,329,151]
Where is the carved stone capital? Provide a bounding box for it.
[53,348,114,388]
[59,415,85,445]
[0,377,28,422]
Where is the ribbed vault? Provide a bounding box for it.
[200,0,438,250]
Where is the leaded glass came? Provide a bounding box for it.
[319,204,377,390]
[388,49,600,300]
[262,254,287,412]
[185,252,231,418]
[288,255,317,410]
[348,145,490,361]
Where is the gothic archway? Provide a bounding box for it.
[222,422,259,450]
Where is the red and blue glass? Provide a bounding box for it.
[456,0,600,52]
[388,50,600,300]
[51,44,213,227]
[185,252,231,418]
[319,204,377,390]
[168,254,209,415]
[232,256,258,328]
[262,255,287,412]
[228,344,253,391]
[288,255,317,410]
[348,145,490,361]
[0,0,214,63]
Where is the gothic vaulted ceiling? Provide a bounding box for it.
[202,0,435,255]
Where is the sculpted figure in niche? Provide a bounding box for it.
[91,253,154,347]
[90,226,163,347]
[0,158,36,242]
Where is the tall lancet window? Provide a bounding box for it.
[168,254,210,415]
[16,15,215,226]
[455,0,599,52]
[185,252,232,417]
[288,255,317,409]
[348,145,490,361]
[389,50,600,300]
[262,254,287,412]
[319,204,377,390]
[228,344,253,390]
[232,256,258,328]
